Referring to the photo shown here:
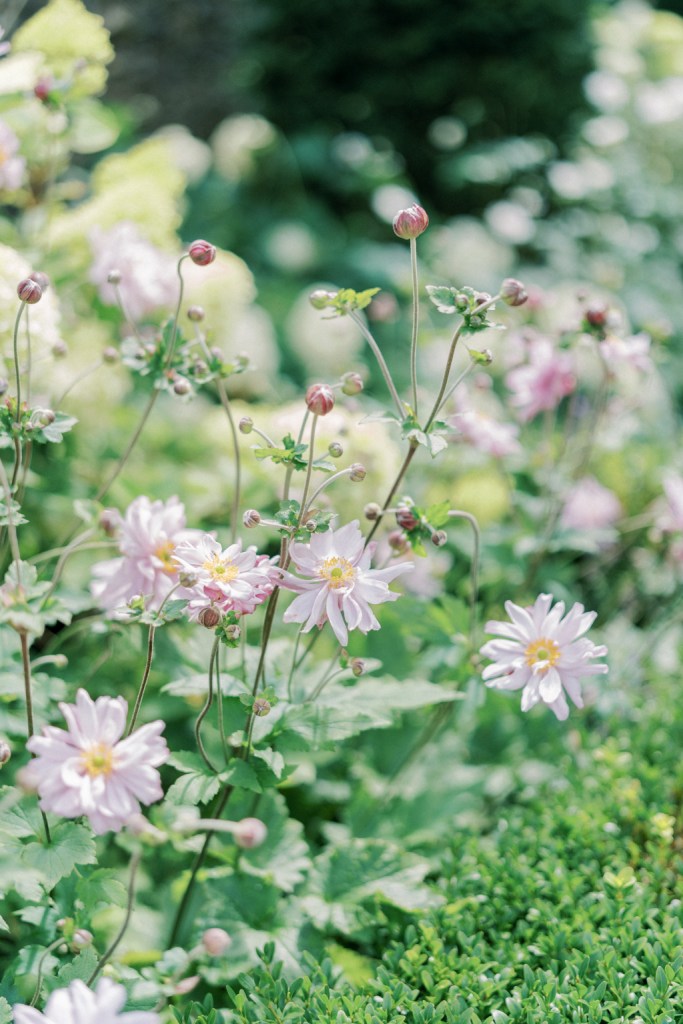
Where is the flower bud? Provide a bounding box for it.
[223,622,241,643]
[29,271,50,292]
[107,269,122,285]
[351,658,365,678]
[188,239,216,266]
[0,739,10,766]
[99,508,120,536]
[396,505,419,531]
[33,408,55,427]
[52,340,68,358]
[252,698,271,717]
[17,278,42,304]
[388,530,409,554]
[34,77,53,103]
[309,288,336,310]
[340,371,363,396]
[392,204,429,240]
[500,278,528,307]
[243,509,261,528]
[173,377,192,396]
[71,929,93,950]
[198,606,221,629]
[431,529,448,547]
[102,346,119,363]
[328,441,343,458]
[202,928,232,956]
[469,348,493,365]
[233,817,268,849]
[187,304,205,322]
[364,502,382,521]
[304,520,318,532]
[178,572,198,588]
[305,382,335,416]
[349,463,366,482]
[585,305,608,328]
[239,416,253,434]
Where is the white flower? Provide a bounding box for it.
[13,977,159,1024]
[480,593,608,720]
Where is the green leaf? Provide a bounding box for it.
[166,751,222,806]
[57,946,99,984]
[0,997,11,1024]
[76,868,128,910]
[22,821,97,890]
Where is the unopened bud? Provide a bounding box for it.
[585,305,608,328]
[253,698,271,717]
[469,348,493,366]
[500,278,528,307]
[0,740,10,766]
[431,529,448,547]
[198,607,221,629]
[305,382,335,416]
[71,929,93,950]
[475,292,492,307]
[233,817,268,849]
[239,416,253,434]
[349,463,366,482]
[340,371,363,396]
[364,502,382,521]
[29,271,50,292]
[193,359,209,376]
[350,658,365,678]
[243,509,261,528]
[17,278,42,304]
[34,77,53,103]
[173,377,192,396]
[107,269,122,285]
[388,530,410,554]
[33,408,55,427]
[328,441,343,458]
[392,204,429,240]
[178,572,198,588]
[52,340,68,358]
[102,346,119,363]
[309,288,336,310]
[99,508,120,536]
[223,622,241,642]
[202,928,232,956]
[188,239,216,266]
[396,505,419,531]
[304,520,317,532]
[187,304,205,322]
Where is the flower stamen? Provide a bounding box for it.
[318,555,355,589]
[525,636,561,672]
[81,742,115,778]
[202,554,239,583]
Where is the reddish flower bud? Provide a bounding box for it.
[305,382,335,416]
[0,739,10,766]
[431,529,448,547]
[71,929,93,950]
[340,371,364,396]
[233,817,268,849]
[34,77,53,103]
[99,508,120,536]
[29,271,50,292]
[351,658,365,677]
[388,530,410,554]
[500,278,528,307]
[253,698,271,717]
[188,239,216,266]
[392,204,429,240]
[173,976,200,996]
[243,509,261,528]
[396,505,420,531]
[349,463,366,482]
[585,305,608,328]
[198,606,221,629]
[187,304,205,322]
[17,278,42,304]
[202,928,232,956]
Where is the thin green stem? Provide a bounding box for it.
[283,409,310,502]
[307,651,342,702]
[215,647,229,763]
[303,466,353,518]
[126,582,183,736]
[409,237,419,416]
[297,414,318,527]
[349,310,405,419]
[364,442,418,545]
[195,637,220,772]
[448,509,481,651]
[94,388,160,503]
[30,938,66,1006]
[286,629,304,701]
[87,850,141,986]
[41,528,96,606]
[12,300,27,426]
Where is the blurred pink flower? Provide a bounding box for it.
[173,535,279,618]
[505,338,576,421]
[0,119,25,190]
[657,471,683,534]
[26,688,168,834]
[449,408,521,458]
[281,520,413,646]
[480,593,608,720]
[91,495,202,613]
[599,332,652,374]
[560,476,622,531]
[89,222,176,321]
[13,978,159,1024]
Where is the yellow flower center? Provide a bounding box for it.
[525,637,561,672]
[81,742,114,778]
[202,553,239,583]
[318,555,355,589]
[154,539,178,576]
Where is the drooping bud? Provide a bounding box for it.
[340,371,364,396]
[233,817,268,849]
[500,278,528,307]
[33,408,55,427]
[396,505,420,531]
[350,658,365,678]
[223,622,241,643]
[392,204,429,240]
[187,304,205,322]
[107,269,122,285]
[252,698,271,717]
[239,416,253,434]
[305,382,335,416]
[17,278,42,304]
[71,929,93,950]
[198,606,221,629]
[243,509,261,528]
[388,530,410,554]
[99,508,120,536]
[29,271,50,292]
[173,377,192,396]
[328,441,344,458]
[431,529,448,547]
[0,739,10,766]
[309,288,336,310]
[202,928,232,956]
[349,463,366,482]
[364,502,382,521]
[52,340,68,358]
[102,346,119,363]
[188,239,217,266]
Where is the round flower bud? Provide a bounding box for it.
[309,288,336,310]
[253,698,271,717]
[500,278,528,307]
[17,278,42,304]
[188,239,216,266]
[29,271,50,292]
[585,305,608,328]
[392,204,429,240]
[187,304,205,322]
[198,606,221,629]
[173,377,192,396]
[304,520,318,533]
[107,269,122,285]
[71,929,93,950]
[99,508,120,536]
[34,77,53,103]
[396,505,420,531]
[349,463,366,482]
[233,817,268,849]
[178,572,198,588]
[33,408,55,427]
[102,346,119,363]
[225,622,241,642]
[193,359,209,376]
[340,371,363,396]
[431,529,448,547]
[52,340,68,358]
[350,658,365,678]
[202,928,232,956]
[388,530,409,553]
[305,383,335,416]
[243,509,261,528]
[0,739,11,766]
[328,441,344,458]
[364,502,382,521]
[239,416,253,434]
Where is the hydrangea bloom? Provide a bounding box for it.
[13,978,158,1024]
[480,593,608,720]
[505,337,576,422]
[560,476,622,531]
[280,520,413,646]
[173,534,279,619]
[26,689,169,834]
[89,221,176,321]
[91,495,202,613]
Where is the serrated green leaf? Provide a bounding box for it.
[0,997,11,1024]
[22,821,96,890]
[57,946,99,984]
[76,868,128,910]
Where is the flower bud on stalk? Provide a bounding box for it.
[71,929,93,950]
[187,304,205,322]
[239,416,253,434]
[173,976,200,995]
[188,239,216,266]
[198,607,221,629]
[431,529,448,547]
[102,346,119,363]
[309,288,337,310]
[388,530,410,554]
[202,928,232,956]
[305,383,335,416]
[328,441,344,458]
[351,658,365,677]
[233,817,268,849]
[178,572,198,588]
[29,271,50,292]
[340,371,363,396]
[500,278,528,307]
[17,278,42,304]
[243,509,261,528]
[52,340,68,358]
[107,269,122,285]
[396,505,420,531]
[349,463,366,482]
[0,739,10,766]
[223,622,241,643]
[253,698,271,717]
[392,204,429,240]
[364,502,382,521]
[173,377,192,396]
